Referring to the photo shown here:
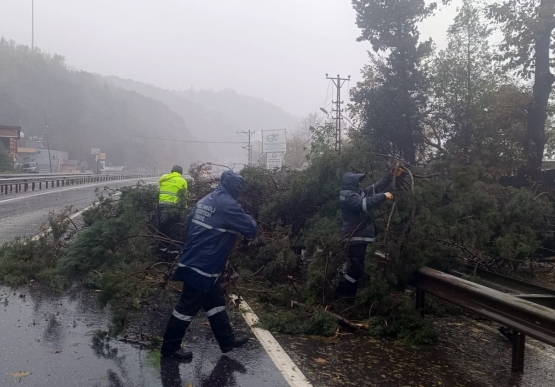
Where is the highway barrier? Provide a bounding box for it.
[412,266,555,373]
[0,173,158,195]
[374,251,555,373]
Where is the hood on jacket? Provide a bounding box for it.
[220,170,244,199]
[159,171,182,183]
[341,172,365,191]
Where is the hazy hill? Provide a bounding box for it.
[0,39,211,171]
[105,76,301,165]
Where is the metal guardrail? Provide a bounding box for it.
[452,265,555,309]
[375,250,555,372]
[0,173,158,196]
[411,266,555,373]
[0,173,92,179]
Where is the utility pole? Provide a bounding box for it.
[326,74,350,155]
[236,130,255,166]
[43,111,53,173]
[32,0,34,50]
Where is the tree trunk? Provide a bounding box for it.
[400,42,417,165]
[463,21,472,155]
[526,0,555,183]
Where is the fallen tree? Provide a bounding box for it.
[0,147,551,343]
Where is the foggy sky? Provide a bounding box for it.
[0,0,458,118]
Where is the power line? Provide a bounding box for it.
[93,129,244,144]
[306,80,332,120]
[323,80,332,112]
[31,0,34,50]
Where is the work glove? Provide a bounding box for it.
[384,192,394,201]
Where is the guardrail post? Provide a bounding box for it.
[416,289,426,316]
[32,182,35,191]
[511,331,525,372]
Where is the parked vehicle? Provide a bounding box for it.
[22,161,39,173]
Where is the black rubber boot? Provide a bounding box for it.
[161,348,193,360]
[335,277,358,300]
[221,335,249,353]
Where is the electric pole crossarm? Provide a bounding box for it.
[325,74,350,155]
[236,130,255,166]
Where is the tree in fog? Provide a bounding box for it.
[351,0,436,163]
[0,39,203,170]
[426,0,532,176]
[285,113,322,168]
[488,0,555,181]
[0,142,11,171]
[428,0,495,154]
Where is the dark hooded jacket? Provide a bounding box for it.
[339,172,392,245]
[173,170,258,292]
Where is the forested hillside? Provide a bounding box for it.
[105,76,301,164]
[0,39,211,171]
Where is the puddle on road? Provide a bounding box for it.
[0,284,286,387]
[275,315,555,387]
[3,283,554,387]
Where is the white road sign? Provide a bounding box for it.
[91,148,100,155]
[266,152,283,170]
[262,129,287,153]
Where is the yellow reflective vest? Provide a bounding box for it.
[158,172,188,205]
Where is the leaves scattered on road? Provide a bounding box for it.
[11,370,31,380]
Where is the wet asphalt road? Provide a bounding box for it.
[0,178,290,387]
[0,178,158,244]
[3,177,555,386]
[0,285,288,387]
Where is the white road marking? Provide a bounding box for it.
[25,182,156,242]
[29,190,132,242]
[230,295,313,387]
[28,183,155,241]
[30,202,97,241]
[0,178,157,205]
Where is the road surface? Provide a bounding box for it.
[2,177,555,386]
[0,177,157,244]
[0,285,289,387]
[0,178,291,387]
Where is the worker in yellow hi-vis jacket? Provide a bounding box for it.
[158,165,188,255]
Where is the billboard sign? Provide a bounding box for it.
[91,148,100,155]
[262,129,286,153]
[266,152,283,170]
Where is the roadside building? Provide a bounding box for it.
[17,136,69,173]
[0,125,21,166]
[61,160,81,173]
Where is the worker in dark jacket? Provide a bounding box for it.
[161,170,258,359]
[336,171,396,298]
